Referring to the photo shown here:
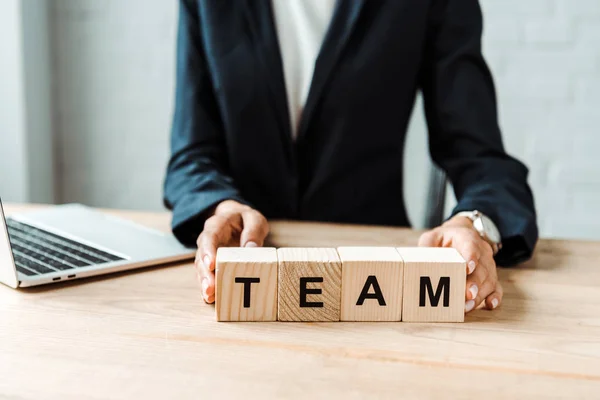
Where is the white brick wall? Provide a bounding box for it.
[51,0,177,211]
[49,0,600,240]
[479,0,600,240]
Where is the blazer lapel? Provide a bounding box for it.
[243,0,366,150]
[297,0,366,142]
[243,0,294,160]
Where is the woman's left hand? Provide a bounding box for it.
[418,215,503,313]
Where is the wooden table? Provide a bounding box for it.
[1,205,599,399]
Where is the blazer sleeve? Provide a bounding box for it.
[163,0,250,246]
[420,0,538,266]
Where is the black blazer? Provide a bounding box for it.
[163,0,538,266]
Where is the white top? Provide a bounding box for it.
[271,0,336,139]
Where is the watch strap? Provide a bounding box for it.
[455,210,501,255]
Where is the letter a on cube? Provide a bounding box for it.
[215,247,278,321]
[338,247,404,321]
[398,247,466,322]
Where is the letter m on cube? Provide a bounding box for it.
[398,247,466,322]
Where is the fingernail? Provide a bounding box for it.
[465,300,475,312]
[203,255,211,269]
[469,284,478,300]
[201,278,208,293]
[467,260,476,274]
[492,298,499,309]
[245,241,258,248]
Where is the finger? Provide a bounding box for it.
[240,210,269,247]
[197,215,234,271]
[196,239,217,298]
[196,269,210,303]
[201,283,215,304]
[418,229,443,247]
[465,251,490,301]
[195,251,216,298]
[197,215,235,297]
[466,241,498,312]
[199,268,215,304]
[420,228,480,275]
[485,281,504,310]
[204,293,215,304]
[467,278,496,313]
[452,230,483,275]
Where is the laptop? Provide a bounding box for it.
[0,200,196,288]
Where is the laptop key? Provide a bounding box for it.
[6,219,125,262]
[38,256,74,270]
[37,242,103,264]
[7,231,97,266]
[11,244,75,270]
[6,218,126,276]
[16,266,38,276]
[14,256,57,274]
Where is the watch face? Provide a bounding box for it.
[478,215,501,243]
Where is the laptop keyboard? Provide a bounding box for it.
[5,218,125,276]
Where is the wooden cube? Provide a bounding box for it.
[277,248,342,322]
[398,247,466,322]
[215,247,278,321]
[338,247,404,322]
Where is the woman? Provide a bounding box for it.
[163,0,538,313]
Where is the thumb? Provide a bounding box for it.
[240,210,269,247]
[418,228,443,247]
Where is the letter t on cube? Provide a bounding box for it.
[398,247,466,322]
[215,247,278,321]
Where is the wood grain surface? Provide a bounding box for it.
[338,246,404,321]
[399,247,466,322]
[215,247,278,321]
[277,247,342,322]
[1,204,600,399]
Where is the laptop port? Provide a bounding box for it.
[67,275,76,279]
[52,277,61,281]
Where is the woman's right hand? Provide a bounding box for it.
[195,200,269,303]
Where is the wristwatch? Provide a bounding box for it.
[455,210,502,255]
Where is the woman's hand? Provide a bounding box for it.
[418,216,503,313]
[195,200,269,304]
